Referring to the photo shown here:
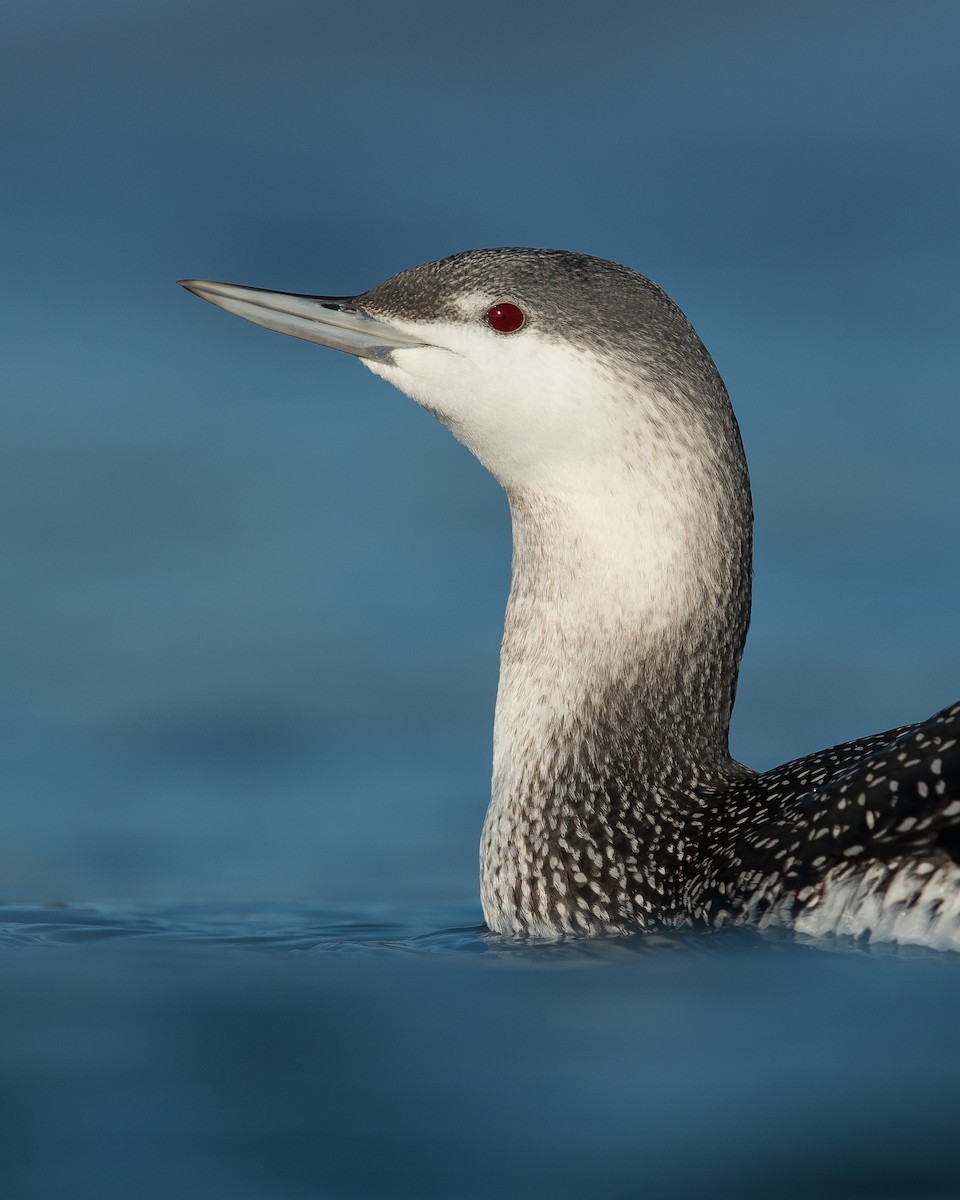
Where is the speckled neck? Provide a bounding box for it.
[481,443,753,938]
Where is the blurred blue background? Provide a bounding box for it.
[2,4,960,1198]
[3,0,959,906]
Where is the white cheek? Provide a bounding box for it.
[362,324,625,489]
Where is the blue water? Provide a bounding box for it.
[3,903,960,1200]
[3,2,960,1196]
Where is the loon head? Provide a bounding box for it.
[180,247,743,497]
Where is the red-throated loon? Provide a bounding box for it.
[180,248,960,947]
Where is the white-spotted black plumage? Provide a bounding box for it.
[180,248,960,948]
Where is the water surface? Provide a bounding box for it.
[2,902,958,1200]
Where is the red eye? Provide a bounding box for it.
[485,302,525,333]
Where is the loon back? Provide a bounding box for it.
[180,248,960,949]
[696,700,960,949]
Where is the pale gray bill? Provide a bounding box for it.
[178,279,426,359]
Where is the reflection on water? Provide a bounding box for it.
[1,904,959,1199]
[0,901,487,954]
